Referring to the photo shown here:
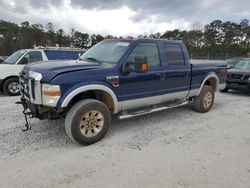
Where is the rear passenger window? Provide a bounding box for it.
[126,43,160,68]
[164,44,185,66]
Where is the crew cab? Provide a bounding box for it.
[0,47,85,96]
[18,39,227,145]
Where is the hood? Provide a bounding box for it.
[228,68,250,80]
[228,68,250,74]
[24,60,113,82]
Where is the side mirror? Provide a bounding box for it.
[123,55,148,74]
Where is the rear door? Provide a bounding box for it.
[161,43,191,99]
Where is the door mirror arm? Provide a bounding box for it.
[122,55,148,74]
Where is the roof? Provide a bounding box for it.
[106,38,183,44]
[19,48,85,52]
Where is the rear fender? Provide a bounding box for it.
[196,73,219,96]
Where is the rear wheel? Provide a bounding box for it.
[65,99,111,145]
[3,78,20,96]
[193,85,215,113]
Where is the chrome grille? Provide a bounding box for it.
[19,73,31,99]
[19,71,42,104]
[231,74,243,79]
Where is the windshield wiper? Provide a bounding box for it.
[86,57,102,64]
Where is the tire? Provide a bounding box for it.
[220,86,229,93]
[193,85,215,113]
[3,78,20,96]
[65,99,111,146]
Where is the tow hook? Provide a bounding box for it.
[15,99,34,132]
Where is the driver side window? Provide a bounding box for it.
[126,43,160,68]
[18,51,43,64]
[19,54,29,65]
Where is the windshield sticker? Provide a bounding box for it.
[116,42,130,47]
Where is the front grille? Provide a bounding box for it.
[19,74,31,99]
[19,72,42,104]
[243,75,250,80]
[231,74,243,79]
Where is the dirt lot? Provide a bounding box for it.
[0,91,250,188]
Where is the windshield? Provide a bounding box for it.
[226,60,240,66]
[234,60,250,70]
[79,40,131,64]
[2,50,26,64]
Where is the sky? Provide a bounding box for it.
[0,0,250,36]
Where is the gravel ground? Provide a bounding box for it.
[0,91,250,188]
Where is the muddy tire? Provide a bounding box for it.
[65,99,111,146]
[3,78,20,96]
[193,85,215,113]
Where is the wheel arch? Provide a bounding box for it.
[197,73,219,96]
[60,85,118,114]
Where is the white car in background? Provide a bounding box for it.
[0,48,84,96]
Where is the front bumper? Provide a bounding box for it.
[18,97,62,120]
[227,80,250,91]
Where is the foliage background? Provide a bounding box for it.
[0,19,250,59]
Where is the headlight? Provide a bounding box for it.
[29,71,42,81]
[42,84,61,107]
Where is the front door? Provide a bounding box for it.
[118,42,165,102]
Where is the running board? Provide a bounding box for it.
[118,101,189,120]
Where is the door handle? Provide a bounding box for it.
[156,73,164,80]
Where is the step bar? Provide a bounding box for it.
[118,101,189,120]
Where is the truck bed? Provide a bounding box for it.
[190,60,227,91]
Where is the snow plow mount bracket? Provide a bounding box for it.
[15,98,34,132]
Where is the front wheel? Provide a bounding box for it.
[65,99,111,145]
[3,78,20,96]
[193,85,215,113]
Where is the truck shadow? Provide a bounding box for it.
[0,91,20,97]
[0,91,5,96]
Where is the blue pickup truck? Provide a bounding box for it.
[18,39,227,145]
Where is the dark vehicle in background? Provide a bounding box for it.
[18,39,227,145]
[225,58,244,68]
[222,59,250,92]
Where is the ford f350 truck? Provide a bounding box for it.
[17,39,227,145]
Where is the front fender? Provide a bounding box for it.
[0,64,24,79]
[57,82,118,113]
